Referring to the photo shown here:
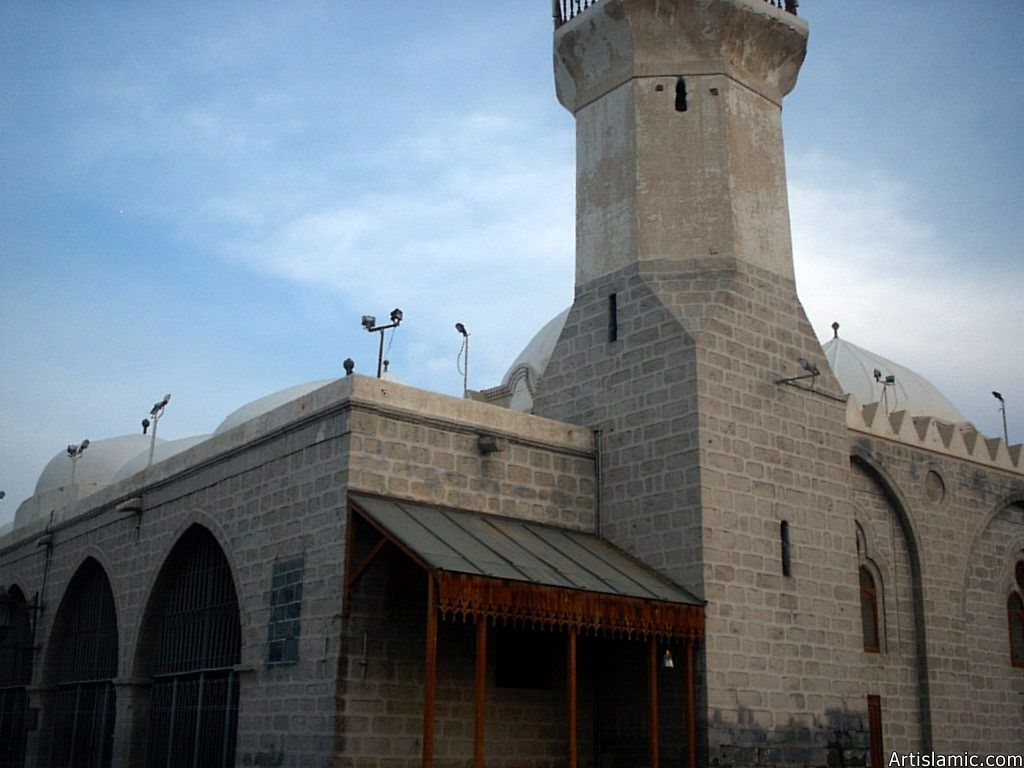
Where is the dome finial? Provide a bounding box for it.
[831,321,840,339]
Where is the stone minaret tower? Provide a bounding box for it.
[535,1,868,764]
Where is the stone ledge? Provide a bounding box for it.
[845,394,1023,475]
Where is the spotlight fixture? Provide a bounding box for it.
[798,358,820,377]
[67,439,90,486]
[776,358,820,388]
[145,393,171,467]
[361,308,404,378]
[993,391,1009,444]
[455,323,470,397]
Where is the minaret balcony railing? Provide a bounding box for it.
[553,0,798,29]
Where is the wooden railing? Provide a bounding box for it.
[553,0,798,29]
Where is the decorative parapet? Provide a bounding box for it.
[846,395,1023,475]
[552,0,798,29]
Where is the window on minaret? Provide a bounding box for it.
[860,567,880,653]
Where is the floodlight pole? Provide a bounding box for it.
[994,392,1009,444]
[147,395,171,467]
[365,314,403,378]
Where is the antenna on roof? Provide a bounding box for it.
[361,309,403,378]
[455,323,470,398]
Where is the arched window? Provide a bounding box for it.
[140,526,241,768]
[860,567,880,653]
[1009,592,1024,668]
[1,585,33,768]
[48,560,119,768]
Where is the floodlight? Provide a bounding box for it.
[390,308,403,324]
[798,358,820,376]
[361,315,376,331]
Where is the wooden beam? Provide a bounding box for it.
[686,639,696,768]
[567,630,578,768]
[423,575,438,768]
[346,537,389,593]
[649,637,660,768]
[474,618,487,768]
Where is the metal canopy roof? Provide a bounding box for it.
[349,494,703,638]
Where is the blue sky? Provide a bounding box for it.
[2,1,1022,522]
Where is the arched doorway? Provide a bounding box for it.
[46,559,119,768]
[0,585,33,768]
[137,525,241,768]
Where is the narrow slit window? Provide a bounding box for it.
[1009,593,1024,668]
[675,78,688,112]
[608,293,618,342]
[780,520,792,577]
[860,567,880,653]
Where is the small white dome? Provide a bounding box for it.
[111,434,212,484]
[497,308,569,412]
[502,308,570,385]
[823,337,968,423]
[214,380,338,435]
[35,434,160,495]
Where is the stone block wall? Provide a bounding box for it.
[0,376,598,767]
[850,434,1024,756]
[534,259,867,767]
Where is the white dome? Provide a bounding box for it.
[111,434,212,484]
[497,308,569,412]
[214,380,338,435]
[35,434,160,495]
[502,308,570,384]
[823,337,968,423]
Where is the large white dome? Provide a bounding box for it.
[111,434,212,484]
[35,434,159,495]
[823,336,967,423]
[214,380,338,435]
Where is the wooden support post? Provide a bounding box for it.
[423,575,438,768]
[474,617,487,768]
[567,629,578,768]
[649,637,660,768]
[685,639,696,768]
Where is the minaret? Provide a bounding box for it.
[553,0,806,284]
[535,1,868,765]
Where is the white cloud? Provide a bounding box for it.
[790,151,1022,436]
[211,111,576,389]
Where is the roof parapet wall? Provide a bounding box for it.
[846,395,1023,475]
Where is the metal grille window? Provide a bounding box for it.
[50,560,118,768]
[1,586,33,768]
[267,557,303,665]
[144,527,241,768]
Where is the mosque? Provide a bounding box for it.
[1,1,1022,767]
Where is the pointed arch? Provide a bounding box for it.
[43,557,119,768]
[133,524,241,768]
[1,584,33,768]
[850,447,932,751]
